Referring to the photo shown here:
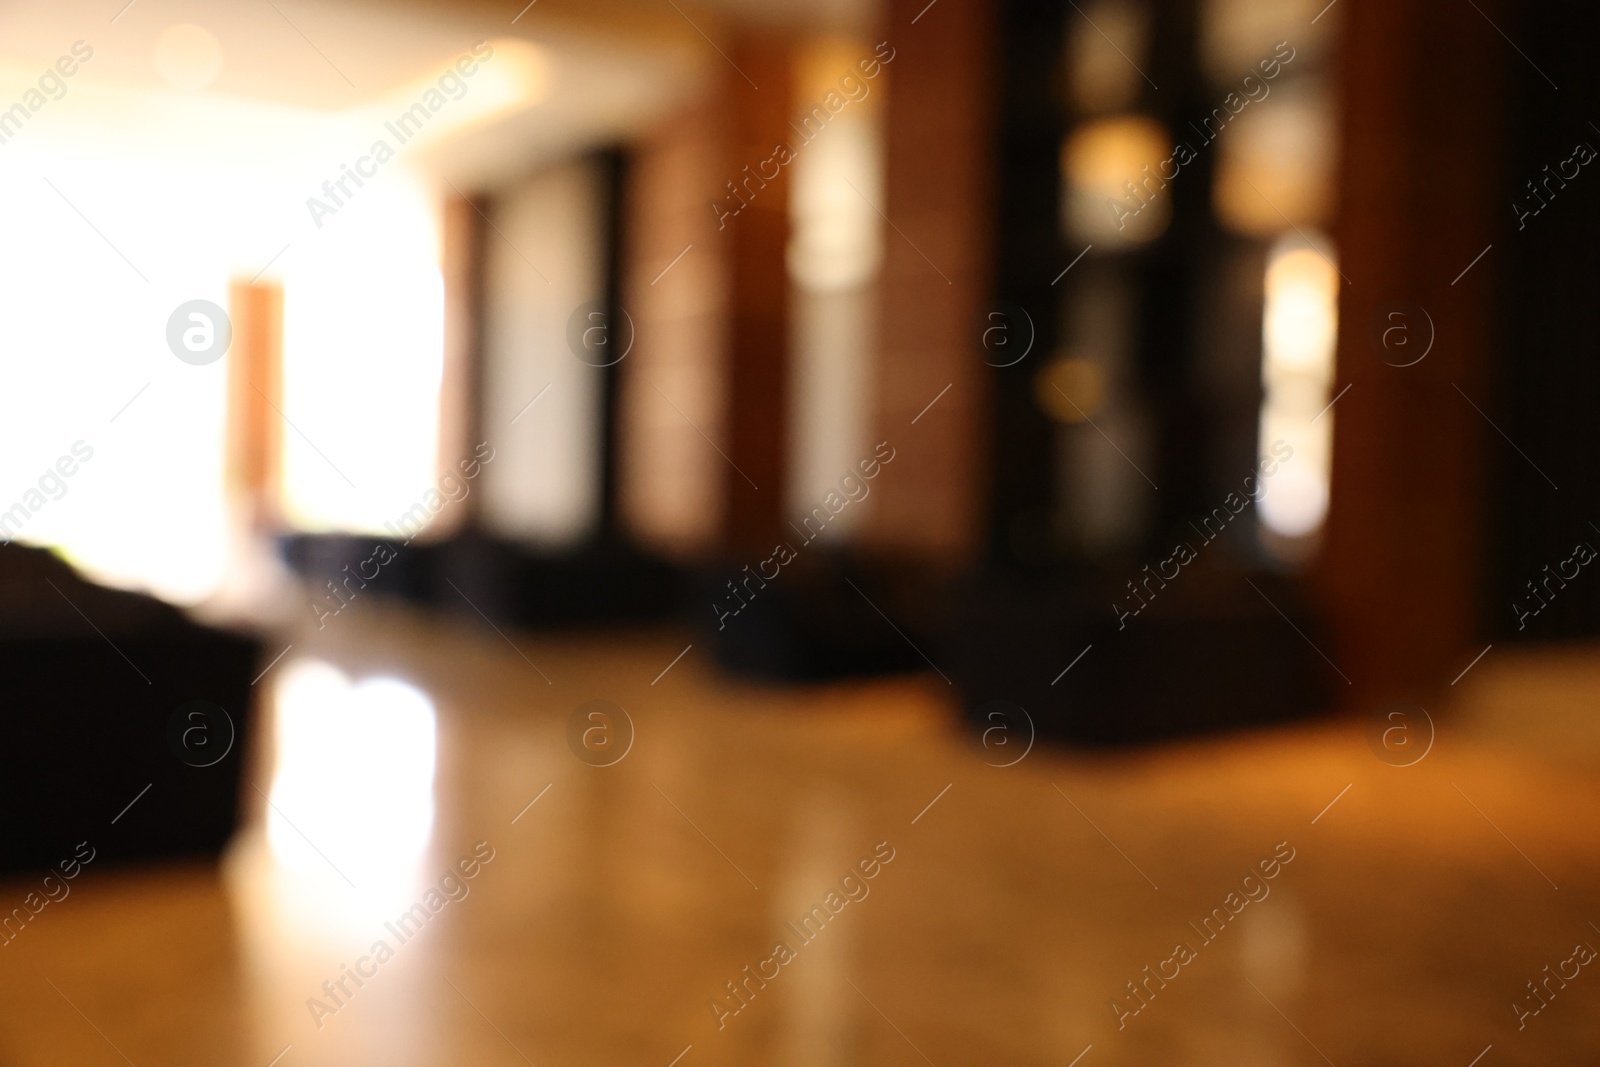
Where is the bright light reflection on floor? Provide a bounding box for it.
[265,660,437,918]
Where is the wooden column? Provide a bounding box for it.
[226,282,284,532]
[720,35,794,552]
[1317,0,1503,701]
[438,194,487,533]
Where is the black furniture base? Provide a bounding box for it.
[0,545,260,874]
[950,562,1338,746]
[279,530,687,629]
[702,550,940,682]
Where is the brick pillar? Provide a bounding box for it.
[618,33,795,559]
[618,83,731,559]
[864,0,995,566]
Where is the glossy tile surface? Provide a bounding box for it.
[2,605,1599,1066]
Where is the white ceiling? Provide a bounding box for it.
[0,0,746,187]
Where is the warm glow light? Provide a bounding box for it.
[153,24,223,91]
[1061,115,1171,244]
[1263,248,1338,375]
[1259,404,1331,538]
[788,119,883,291]
[267,660,437,900]
[786,37,884,293]
[1213,87,1334,236]
[1258,234,1338,544]
[356,39,552,154]
[1036,356,1107,423]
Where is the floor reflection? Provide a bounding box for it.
[264,659,438,907]
[2,604,1599,1066]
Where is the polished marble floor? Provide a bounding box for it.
[2,604,1599,1066]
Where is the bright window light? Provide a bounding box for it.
[0,40,550,602]
[1258,234,1338,544]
